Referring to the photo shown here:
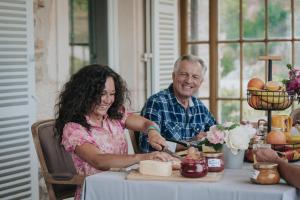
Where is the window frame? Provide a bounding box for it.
[180,0,300,122]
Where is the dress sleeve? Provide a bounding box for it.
[61,122,97,153]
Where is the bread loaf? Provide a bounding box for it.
[139,160,172,176]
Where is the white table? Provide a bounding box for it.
[81,164,300,200]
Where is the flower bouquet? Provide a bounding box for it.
[282,64,300,101]
[199,122,256,155]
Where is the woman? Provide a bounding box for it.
[55,64,172,199]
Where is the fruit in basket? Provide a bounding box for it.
[249,95,272,109]
[258,90,288,103]
[272,100,289,109]
[265,81,281,91]
[266,129,287,144]
[247,77,265,91]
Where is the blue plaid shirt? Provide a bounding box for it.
[139,84,216,152]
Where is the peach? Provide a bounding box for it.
[247,77,265,90]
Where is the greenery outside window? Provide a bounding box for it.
[69,0,90,74]
[181,0,300,123]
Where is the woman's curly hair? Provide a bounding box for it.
[55,64,130,140]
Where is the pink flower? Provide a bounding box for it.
[206,125,225,144]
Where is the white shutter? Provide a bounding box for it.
[0,0,37,199]
[151,0,178,93]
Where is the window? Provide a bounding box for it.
[181,0,300,123]
[69,0,90,74]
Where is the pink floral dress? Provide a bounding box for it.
[61,113,129,200]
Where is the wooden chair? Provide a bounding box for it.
[31,119,84,200]
[128,130,141,153]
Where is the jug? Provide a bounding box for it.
[271,115,292,138]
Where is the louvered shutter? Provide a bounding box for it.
[0,0,37,199]
[151,0,178,92]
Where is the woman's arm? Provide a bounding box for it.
[125,114,167,150]
[75,143,171,170]
[255,148,300,189]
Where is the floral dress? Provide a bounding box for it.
[61,113,129,200]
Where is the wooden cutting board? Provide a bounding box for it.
[126,170,223,182]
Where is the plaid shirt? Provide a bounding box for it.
[139,84,216,152]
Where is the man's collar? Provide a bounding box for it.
[167,84,194,108]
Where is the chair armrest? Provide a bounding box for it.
[45,173,85,185]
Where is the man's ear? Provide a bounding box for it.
[172,72,175,81]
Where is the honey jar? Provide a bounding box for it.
[204,152,224,172]
[250,162,280,184]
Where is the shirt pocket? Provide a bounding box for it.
[190,123,206,133]
[163,121,183,138]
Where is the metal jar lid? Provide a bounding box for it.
[253,162,278,169]
[204,152,223,158]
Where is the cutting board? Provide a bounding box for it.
[126,170,223,182]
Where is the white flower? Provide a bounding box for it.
[224,124,256,155]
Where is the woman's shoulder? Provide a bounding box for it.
[63,122,86,132]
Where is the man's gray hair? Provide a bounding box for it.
[173,54,207,74]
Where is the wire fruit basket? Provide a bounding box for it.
[247,89,294,110]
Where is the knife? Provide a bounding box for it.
[166,138,201,148]
[162,147,183,161]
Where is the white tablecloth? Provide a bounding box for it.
[81,164,300,200]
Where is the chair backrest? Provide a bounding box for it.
[31,119,84,200]
[128,130,141,153]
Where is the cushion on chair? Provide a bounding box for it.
[38,122,78,197]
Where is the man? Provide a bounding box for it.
[139,55,216,152]
[255,148,300,189]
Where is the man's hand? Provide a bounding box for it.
[190,132,207,141]
[254,148,280,163]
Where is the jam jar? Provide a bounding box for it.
[250,162,280,184]
[180,157,208,178]
[204,152,224,172]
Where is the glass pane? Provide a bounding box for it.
[187,0,209,41]
[188,44,209,97]
[70,45,90,73]
[200,99,209,108]
[243,42,265,98]
[218,43,240,98]
[295,0,300,38]
[295,42,300,67]
[267,42,291,82]
[218,100,240,123]
[272,107,292,116]
[268,0,291,39]
[242,100,266,123]
[219,0,240,40]
[71,0,89,43]
[242,0,265,39]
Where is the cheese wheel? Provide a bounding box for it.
[139,160,172,177]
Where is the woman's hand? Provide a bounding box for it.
[145,151,173,161]
[148,130,167,151]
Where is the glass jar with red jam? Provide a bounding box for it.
[204,152,224,172]
[180,157,208,178]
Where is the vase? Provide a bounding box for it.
[223,145,245,169]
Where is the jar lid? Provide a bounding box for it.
[253,162,278,169]
[271,127,283,131]
[204,152,223,157]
